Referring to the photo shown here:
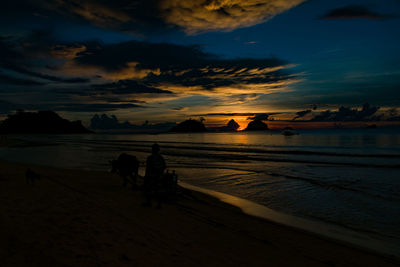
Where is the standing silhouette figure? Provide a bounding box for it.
[143,143,166,208]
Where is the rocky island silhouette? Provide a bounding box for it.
[0,110,93,134]
[244,119,269,131]
[169,119,207,132]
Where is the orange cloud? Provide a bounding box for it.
[100,62,161,81]
[159,0,306,34]
[50,46,160,82]
[154,64,299,101]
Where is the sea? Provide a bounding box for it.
[1,128,399,256]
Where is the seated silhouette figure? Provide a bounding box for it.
[110,153,139,189]
[143,143,166,208]
[163,169,178,196]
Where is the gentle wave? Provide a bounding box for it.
[57,138,400,158]
[51,138,400,169]
[3,133,400,254]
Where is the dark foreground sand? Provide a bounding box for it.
[0,160,398,266]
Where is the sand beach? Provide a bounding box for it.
[0,160,398,266]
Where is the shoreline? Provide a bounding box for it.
[180,182,400,259]
[0,160,398,266]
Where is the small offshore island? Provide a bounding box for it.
[169,119,208,132]
[169,118,270,133]
[244,119,269,131]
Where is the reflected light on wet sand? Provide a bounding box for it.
[179,182,400,259]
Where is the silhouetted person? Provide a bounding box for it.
[143,143,166,208]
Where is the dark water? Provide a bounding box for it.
[1,129,400,253]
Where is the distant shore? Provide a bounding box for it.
[0,160,398,266]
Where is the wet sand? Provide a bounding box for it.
[0,160,398,266]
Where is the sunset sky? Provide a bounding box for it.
[1,0,400,129]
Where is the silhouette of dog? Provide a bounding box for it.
[26,169,40,184]
[110,153,139,188]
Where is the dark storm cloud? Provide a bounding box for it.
[91,79,172,95]
[4,65,89,84]
[0,34,90,85]
[75,40,294,93]
[0,100,143,113]
[53,88,147,105]
[47,103,143,112]
[0,1,165,37]
[75,40,288,72]
[89,96,146,104]
[0,73,45,86]
[320,5,395,20]
[55,0,165,33]
[1,30,59,61]
[75,40,209,71]
[17,30,57,56]
[311,103,381,122]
